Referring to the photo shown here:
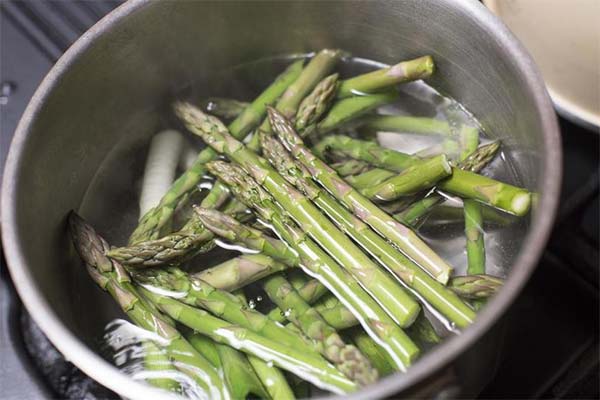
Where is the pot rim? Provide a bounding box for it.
[1,0,561,398]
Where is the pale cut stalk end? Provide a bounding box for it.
[511,192,532,216]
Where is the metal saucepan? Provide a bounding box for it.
[1,0,561,398]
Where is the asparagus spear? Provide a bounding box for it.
[266,107,454,285]
[247,49,343,151]
[234,292,296,400]
[314,295,358,330]
[314,135,419,172]
[215,344,271,399]
[268,274,329,323]
[201,97,249,120]
[247,356,296,400]
[360,154,452,201]
[260,130,474,327]
[68,212,229,399]
[142,341,181,392]
[295,73,339,131]
[331,159,372,177]
[128,59,304,244]
[464,199,486,275]
[344,168,396,189]
[394,141,501,226]
[140,289,357,394]
[185,330,222,368]
[134,267,322,356]
[449,275,504,300]
[262,274,378,385]
[360,115,452,135]
[349,328,396,376]
[438,168,532,216]
[405,311,441,347]
[193,254,289,291]
[108,217,214,267]
[179,103,423,327]
[315,92,399,135]
[338,56,435,98]
[204,160,419,370]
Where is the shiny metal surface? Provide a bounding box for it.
[1,0,561,399]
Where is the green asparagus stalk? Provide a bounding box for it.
[215,344,271,399]
[405,311,441,347]
[313,295,358,330]
[449,275,504,300]
[247,356,296,400]
[314,135,419,172]
[267,107,454,285]
[134,267,322,356]
[233,291,295,400]
[193,254,288,291]
[192,208,329,323]
[394,141,501,226]
[260,129,474,327]
[108,218,214,267]
[295,73,339,131]
[423,204,518,228]
[140,288,357,394]
[128,59,304,244]
[177,102,421,327]
[185,330,222,368]
[201,98,249,120]
[464,200,486,275]
[360,115,452,135]
[142,341,181,392]
[331,159,372,177]
[315,92,399,135]
[349,328,396,376]
[459,126,480,161]
[68,212,229,399]
[204,160,419,370]
[438,168,532,216]
[360,154,452,201]
[338,56,435,98]
[268,274,329,323]
[344,168,396,190]
[247,49,343,151]
[262,274,378,385]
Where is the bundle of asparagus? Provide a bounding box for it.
[68,50,531,399]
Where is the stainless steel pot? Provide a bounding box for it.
[1,0,561,399]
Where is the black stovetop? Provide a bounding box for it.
[1,1,598,399]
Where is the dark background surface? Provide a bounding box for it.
[0,1,598,399]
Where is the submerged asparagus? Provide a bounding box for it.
[201,98,250,120]
[449,275,504,300]
[216,344,271,399]
[68,212,229,399]
[193,254,289,291]
[134,267,322,357]
[260,127,474,328]
[262,274,378,385]
[140,288,357,394]
[176,102,421,327]
[129,60,304,244]
[314,135,419,172]
[360,115,452,135]
[203,160,419,370]
[266,108,454,285]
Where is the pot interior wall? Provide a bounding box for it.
[10,0,547,385]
